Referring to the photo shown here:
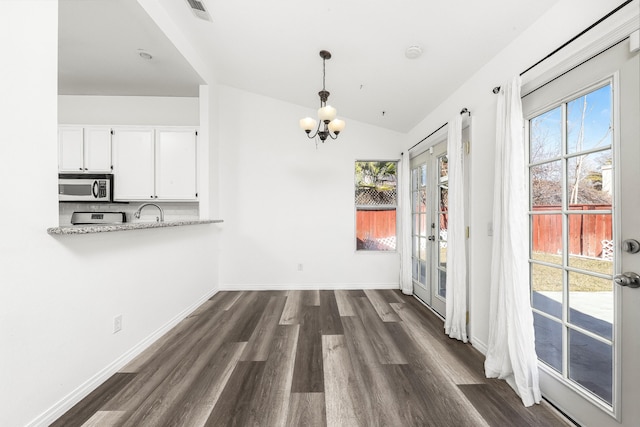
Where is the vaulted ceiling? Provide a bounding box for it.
[59,0,562,132]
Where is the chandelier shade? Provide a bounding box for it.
[300,50,345,142]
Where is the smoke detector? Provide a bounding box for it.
[185,0,212,21]
[405,45,423,59]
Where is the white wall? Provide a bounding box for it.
[404,0,628,351]
[58,95,199,125]
[218,85,404,289]
[0,2,221,426]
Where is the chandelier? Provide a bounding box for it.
[299,50,346,142]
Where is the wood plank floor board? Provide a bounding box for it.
[302,289,320,306]
[319,290,344,335]
[290,306,324,393]
[363,289,402,322]
[377,288,407,303]
[118,328,244,427]
[333,290,356,317]
[390,301,485,384]
[50,373,135,427]
[322,335,366,427]
[341,316,407,426]
[159,342,246,427]
[286,393,327,427]
[401,294,489,376]
[384,321,490,427]
[203,361,266,427]
[79,411,126,427]
[459,384,571,427]
[243,325,300,426]
[241,295,287,361]
[52,290,572,427]
[350,296,407,364]
[279,290,303,325]
[223,291,273,343]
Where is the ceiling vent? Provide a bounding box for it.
[185,0,212,21]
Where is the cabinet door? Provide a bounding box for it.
[84,127,112,172]
[112,128,155,201]
[155,129,197,200]
[58,127,84,172]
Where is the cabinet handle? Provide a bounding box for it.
[79,168,83,171]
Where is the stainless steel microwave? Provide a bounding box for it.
[58,174,113,202]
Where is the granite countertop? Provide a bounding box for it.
[47,219,223,235]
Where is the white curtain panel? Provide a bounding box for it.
[400,152,413,295]
[484,76,542,407]
[444,115,468,342]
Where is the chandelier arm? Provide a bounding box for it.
[328,132,339,140]
[305,120,323,139]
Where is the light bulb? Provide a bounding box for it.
[299,117,317,132]
[318,105,337,122]
[328,119,345,134]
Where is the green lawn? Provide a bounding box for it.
[531,252,613,292]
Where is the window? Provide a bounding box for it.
[355,161,398,251]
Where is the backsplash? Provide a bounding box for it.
[59,201,199,226]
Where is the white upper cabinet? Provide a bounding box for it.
[112,128,155,201]
[112,127,198,202]
[155,129,197,200]
[58,126,112,173]
[84,127,112,172]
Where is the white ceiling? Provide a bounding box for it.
[59,0,562,132]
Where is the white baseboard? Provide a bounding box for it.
[219,282,400,291]
[27,287,219,427]
[470,336,488,355]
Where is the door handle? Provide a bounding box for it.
[614,272,640,288]
[428,236,435,241]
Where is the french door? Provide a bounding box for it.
[523,38,639,425]
[410,141,447,317]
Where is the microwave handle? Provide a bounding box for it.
[92,181,99,198]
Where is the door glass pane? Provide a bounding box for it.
[439,155,448,179]
[569,329,613,405]
[412,257,418,282]
[438,269,446,298]
[531,214,563,265]
[439,185,448,211]
[418,214,427,238]
[567,85,612,154]
[531,263,562,319]
[534,313,562,372]
[568,271,613,339]
[531,160,562,207]
[567,150,612,206]
[567,214,613,275]
[419,237,427,261]
[419,260,427,285]
[530,106,562,162]
[412,168,418,190]
[419,188,426,212]
[420,164,427,187]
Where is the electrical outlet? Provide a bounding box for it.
[113,315,123,334]
[297,263,303,272]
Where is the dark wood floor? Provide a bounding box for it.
[52,290,571,427]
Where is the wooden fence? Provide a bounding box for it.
[532,205,612,258]
[356,209,396,241]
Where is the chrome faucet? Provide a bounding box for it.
[134,203,164,222]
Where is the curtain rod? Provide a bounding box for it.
[492,0,633,94]
[405,108,470,154]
